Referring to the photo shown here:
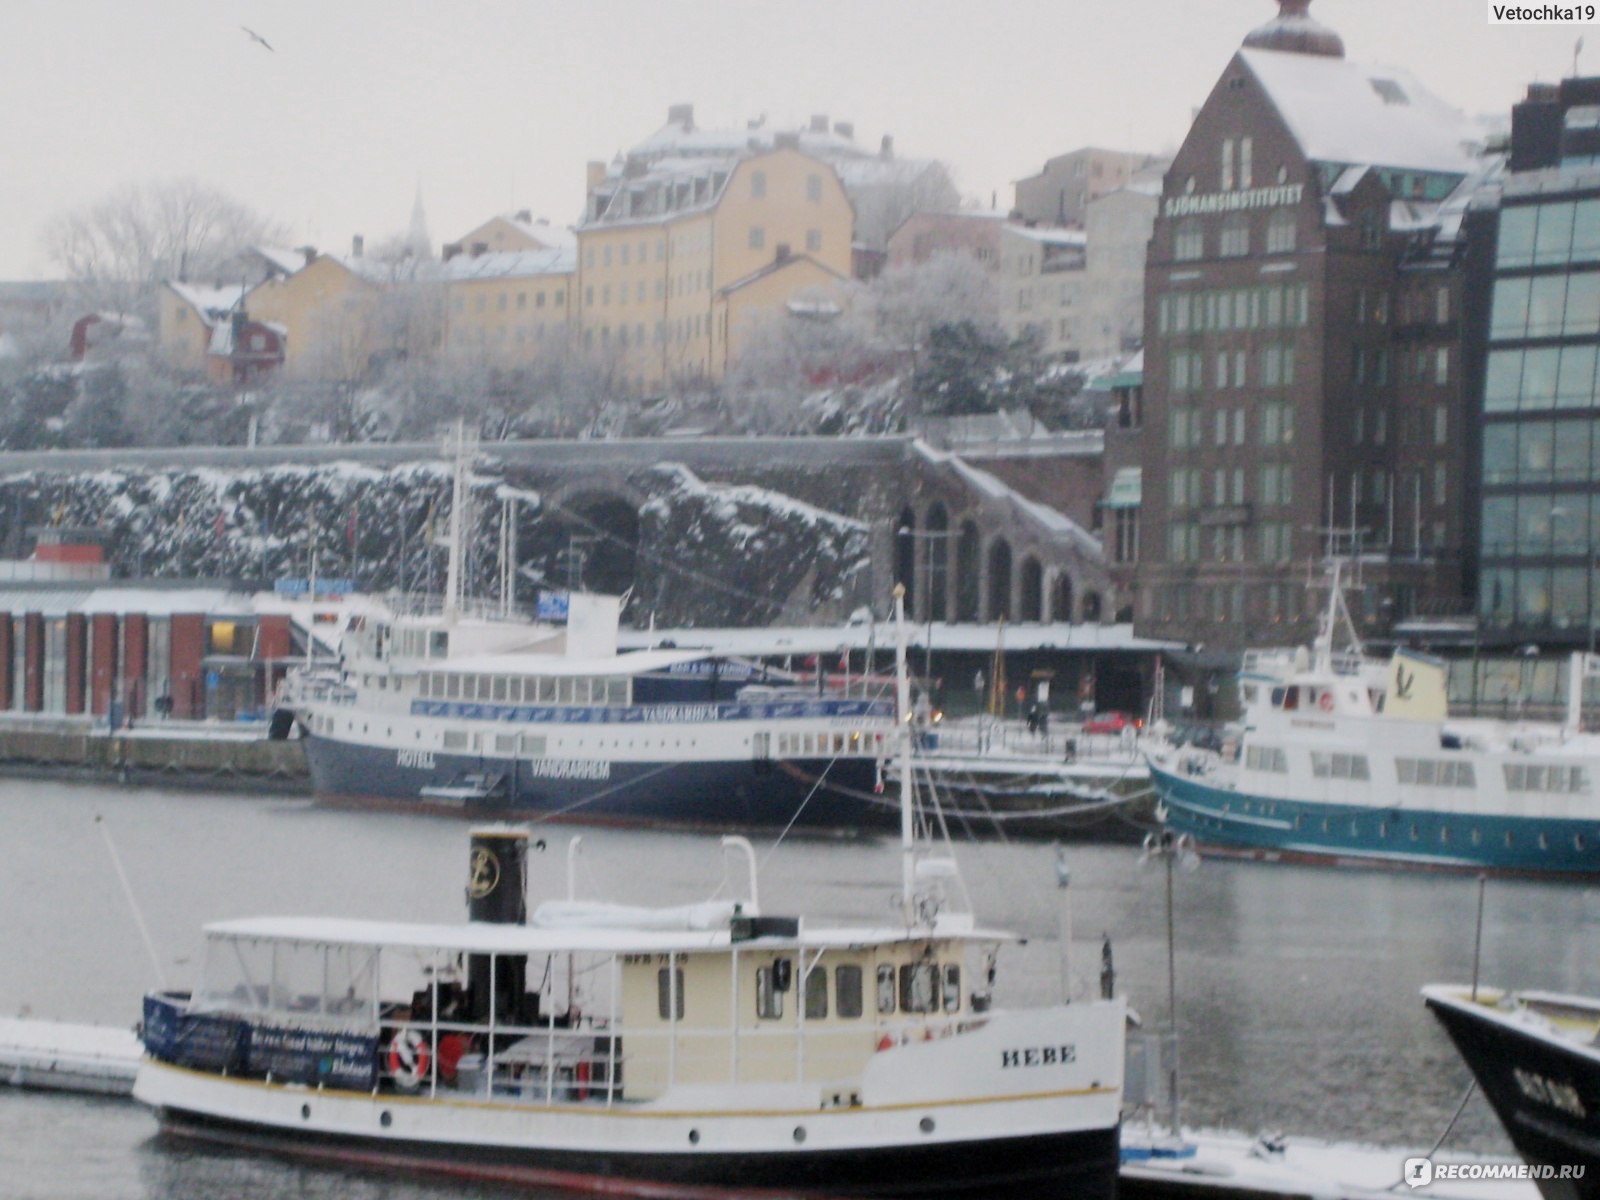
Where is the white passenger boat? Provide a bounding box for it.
[1146,565,1600,878]
[136,588,1127,1197]
[272,426,895,831]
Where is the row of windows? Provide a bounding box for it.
[776,731,867,758]
[1483,419,1600,486]
[1353,406,1449,448]
[1167,522,1294,565]
[1167,463,1294,509]
[1496,198,1600,270]
[1245,745,1288,773]
[417,673,630,706]
[1155,582,1315,626]
[455,323,566,346]
[1485,346,1600,412]
[1505,763,1590,793]
[583,315,710,351]
[1397,758,1476,787]
[1490,272,1600,341]
[586,240,666,269]
[1171,210,1298,262]
[1481,492,1600,557]
[1156,283,1311,336]
[1353,346,1450,388]
[454,289,566,314]
[1169,343,1296,391]
[654,961,960,1024]
[1167,403,1296,449]
[1310,751,1371,780]
[1479,565,1600,628]
[747,227,823,253]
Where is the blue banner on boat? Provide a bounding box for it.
[537,591,570,620]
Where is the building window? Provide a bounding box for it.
[749,227,765,250]
[1221,138,1235,191]
[1174,221,1203,262]
[807,173,822,202]
[1220,215,1250,257]
[1266,210,1296,254]
[603,245,612,266]
[806,229,821,253]
[1434,348,1450,385]
[657,968,684,1019]
[1240,137,1253,188]
[751,170,766,198]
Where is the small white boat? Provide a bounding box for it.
[134,587,1127,1197]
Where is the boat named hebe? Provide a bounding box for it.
[136,590,1127,1197]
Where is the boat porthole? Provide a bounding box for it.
[688,1129,700,1145]
[300,1104,311,1120]
[1577,834,1587,852]
[1539,832,1549,851]
[919,1116,936,1134]
[793,1126,807,1144]
[380,1111,392,1128]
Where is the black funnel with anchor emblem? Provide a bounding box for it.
[466,825,531,1023]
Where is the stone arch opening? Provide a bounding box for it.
[894,507,917,614]
[1082,590,1103,623]
[1019,557,1043,622]
[1052,575,1074,622]
[955,520,980,621]
[926,503,949,622]
[530,491,640,599]
[986,539,1012,621]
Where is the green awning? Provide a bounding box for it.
[1105,467,1142,509]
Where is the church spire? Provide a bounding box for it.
[407,182,432,260]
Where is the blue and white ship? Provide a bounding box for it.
[1146,568,1600,878]
[280,592,895,828]
[275,424,896,830]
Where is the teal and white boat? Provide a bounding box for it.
[1147,567,1600,878]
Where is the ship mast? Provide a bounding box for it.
[892,583,916,924]
[440,420,476,619]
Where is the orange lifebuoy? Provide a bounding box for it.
[387,1028,431,1089]
[876,1034,895,1052]
[1318,692,1334,713]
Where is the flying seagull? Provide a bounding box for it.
[241,26,274,52]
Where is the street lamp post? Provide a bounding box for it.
[897,525,955,694]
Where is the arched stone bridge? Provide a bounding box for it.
[0,435,1114,626]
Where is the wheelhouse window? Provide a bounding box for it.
[657,968,683,1020]
[835,965,863,1019]
[804,968,827,1020]
[876,964,896,1014]
[942,964,961,1012]
[899,963,940,1014]
[756,964,785,1019]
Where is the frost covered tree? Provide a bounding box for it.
[42,179,289,320]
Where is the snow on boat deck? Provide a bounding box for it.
[0,1017,142,1096]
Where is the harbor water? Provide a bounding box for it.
[4,779,1600,1199]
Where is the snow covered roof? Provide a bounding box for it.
[252,246,311,276]
[1239,47,1488,178]
[716,252,846,296]
[0,586,252,618]
[437,647,713,677]
[504,216,575,251]
[166,282,245,325]
[1006,225,1088,248]
[617,621,1180,656]
[439,247,576,281]
[202,913,1011,955]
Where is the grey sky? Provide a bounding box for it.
[0,0,1582,282]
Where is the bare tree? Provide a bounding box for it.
[859,251,1001,379]
[42,179,289,319]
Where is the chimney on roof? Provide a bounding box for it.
[834,120,854,140]
[298,245,317,265]
[775,131,800,151]
[351,234,364,258]
[471,241,488,258]
[515,209,531,223]
[880,135,894,161]
[623,154,648,179]
[809,113,829,133]
[586,160,607,194]
[443,242,462,262]
[667,102,694,130]
[775,243,791,263]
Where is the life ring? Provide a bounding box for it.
[876,1034,895,1052]
[1318,692,1334,713]
[387,1028,431,1090]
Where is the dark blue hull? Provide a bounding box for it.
[1151,761,1600,878]
[302,734,896,831]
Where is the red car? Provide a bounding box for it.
[1080,711,1140,734]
